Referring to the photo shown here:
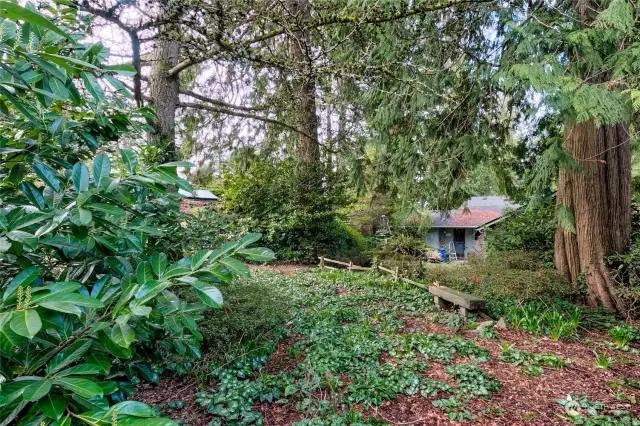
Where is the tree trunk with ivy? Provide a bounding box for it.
[554,119,631,312]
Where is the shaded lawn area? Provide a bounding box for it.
[133,269,640,425]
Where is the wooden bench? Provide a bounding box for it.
[428,284,485,317]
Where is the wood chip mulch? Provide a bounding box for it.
[131,312,640,426]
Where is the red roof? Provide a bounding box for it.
[431,209,503,228]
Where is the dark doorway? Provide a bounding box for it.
[453,228,465,258]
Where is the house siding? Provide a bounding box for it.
[425,228,483,259]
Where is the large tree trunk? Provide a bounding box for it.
[554,0,632,313]
[289,0,321,203]
[554,119,631,311]
[148,37,181,162]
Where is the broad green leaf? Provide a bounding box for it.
[3,266,39,301]
[190,250,211,270]
[40,235,79,250]
[112,278,138,318]
[85,350,110,374]
[97,331,131,359]
[108,401,155,417]
[136,261,154,284]
[133,280,169,305]
[117,418,178,426]
[20,182,45,210]
[150,253,167,277]
[220,258,250,276]
[70,208,92,226]
[157,161,195,168]
[31,161,61,192]
[0,320,24,356]
[208,241,239,262]
[10,309,42,339]
[72,163,89,192]
[76,188,100,207]
[38,301,82,315]
[32,87,67,101]
[236,247,275,262]
[104,64,137,76]
[46,339,92,375]
[38,391,65,420]
[81,132,98,151]
[94,236,119,252]
[31,281,81,302]
[0,2,73,40]
[53,378,103,399]
[191,281,223,308]
[53,364,101,377]
[40,53,101,71]
[129,303,151,317]
[104,74,133,98]
[35,212,68,238]
[237,233,263,249]
[162,263,190,279]
[38,293,103,308]
[93,153,110,186]
[22,379,51,402]
[10,212,50,230]
[6,230,38,249]
[0,85,39,125]
[119,148,138,173]
[80,72,105,101]
[48,78,69,101]
[110,323,134,348]
[0,379,33,405]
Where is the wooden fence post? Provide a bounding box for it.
[394,267,399,282]
[319,257,324,268]
[348,260,353,271]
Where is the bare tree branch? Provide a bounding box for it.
[178,101,316,141]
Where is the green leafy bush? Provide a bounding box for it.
[150,208,233,262]
[219,157,365,262]
[485,204,555,264]
[0,7,274,424]
[196,271,293,361]
[420,251,573,304]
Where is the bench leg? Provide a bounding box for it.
[434,296,449,310]
[459,306,468,318]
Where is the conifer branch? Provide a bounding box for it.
[167,0,495,76]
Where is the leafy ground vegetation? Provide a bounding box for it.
[133,269,640,425]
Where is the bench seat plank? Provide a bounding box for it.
[428,285,485,310]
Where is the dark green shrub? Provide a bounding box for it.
[218,157,362,262]
[0,9,275,424]
[485,204,555,264]
[419,251,573,303]
[150,207,233,262]
[197,271,293,361]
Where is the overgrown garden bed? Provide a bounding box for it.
[134,270,640,425]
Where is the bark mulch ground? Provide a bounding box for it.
[132,274,640,426]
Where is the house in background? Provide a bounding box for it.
[425,196,518,259]
[178,189,218,213]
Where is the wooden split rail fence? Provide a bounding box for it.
[318,256,485,317]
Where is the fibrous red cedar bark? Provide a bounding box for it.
[554,119,631,311]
